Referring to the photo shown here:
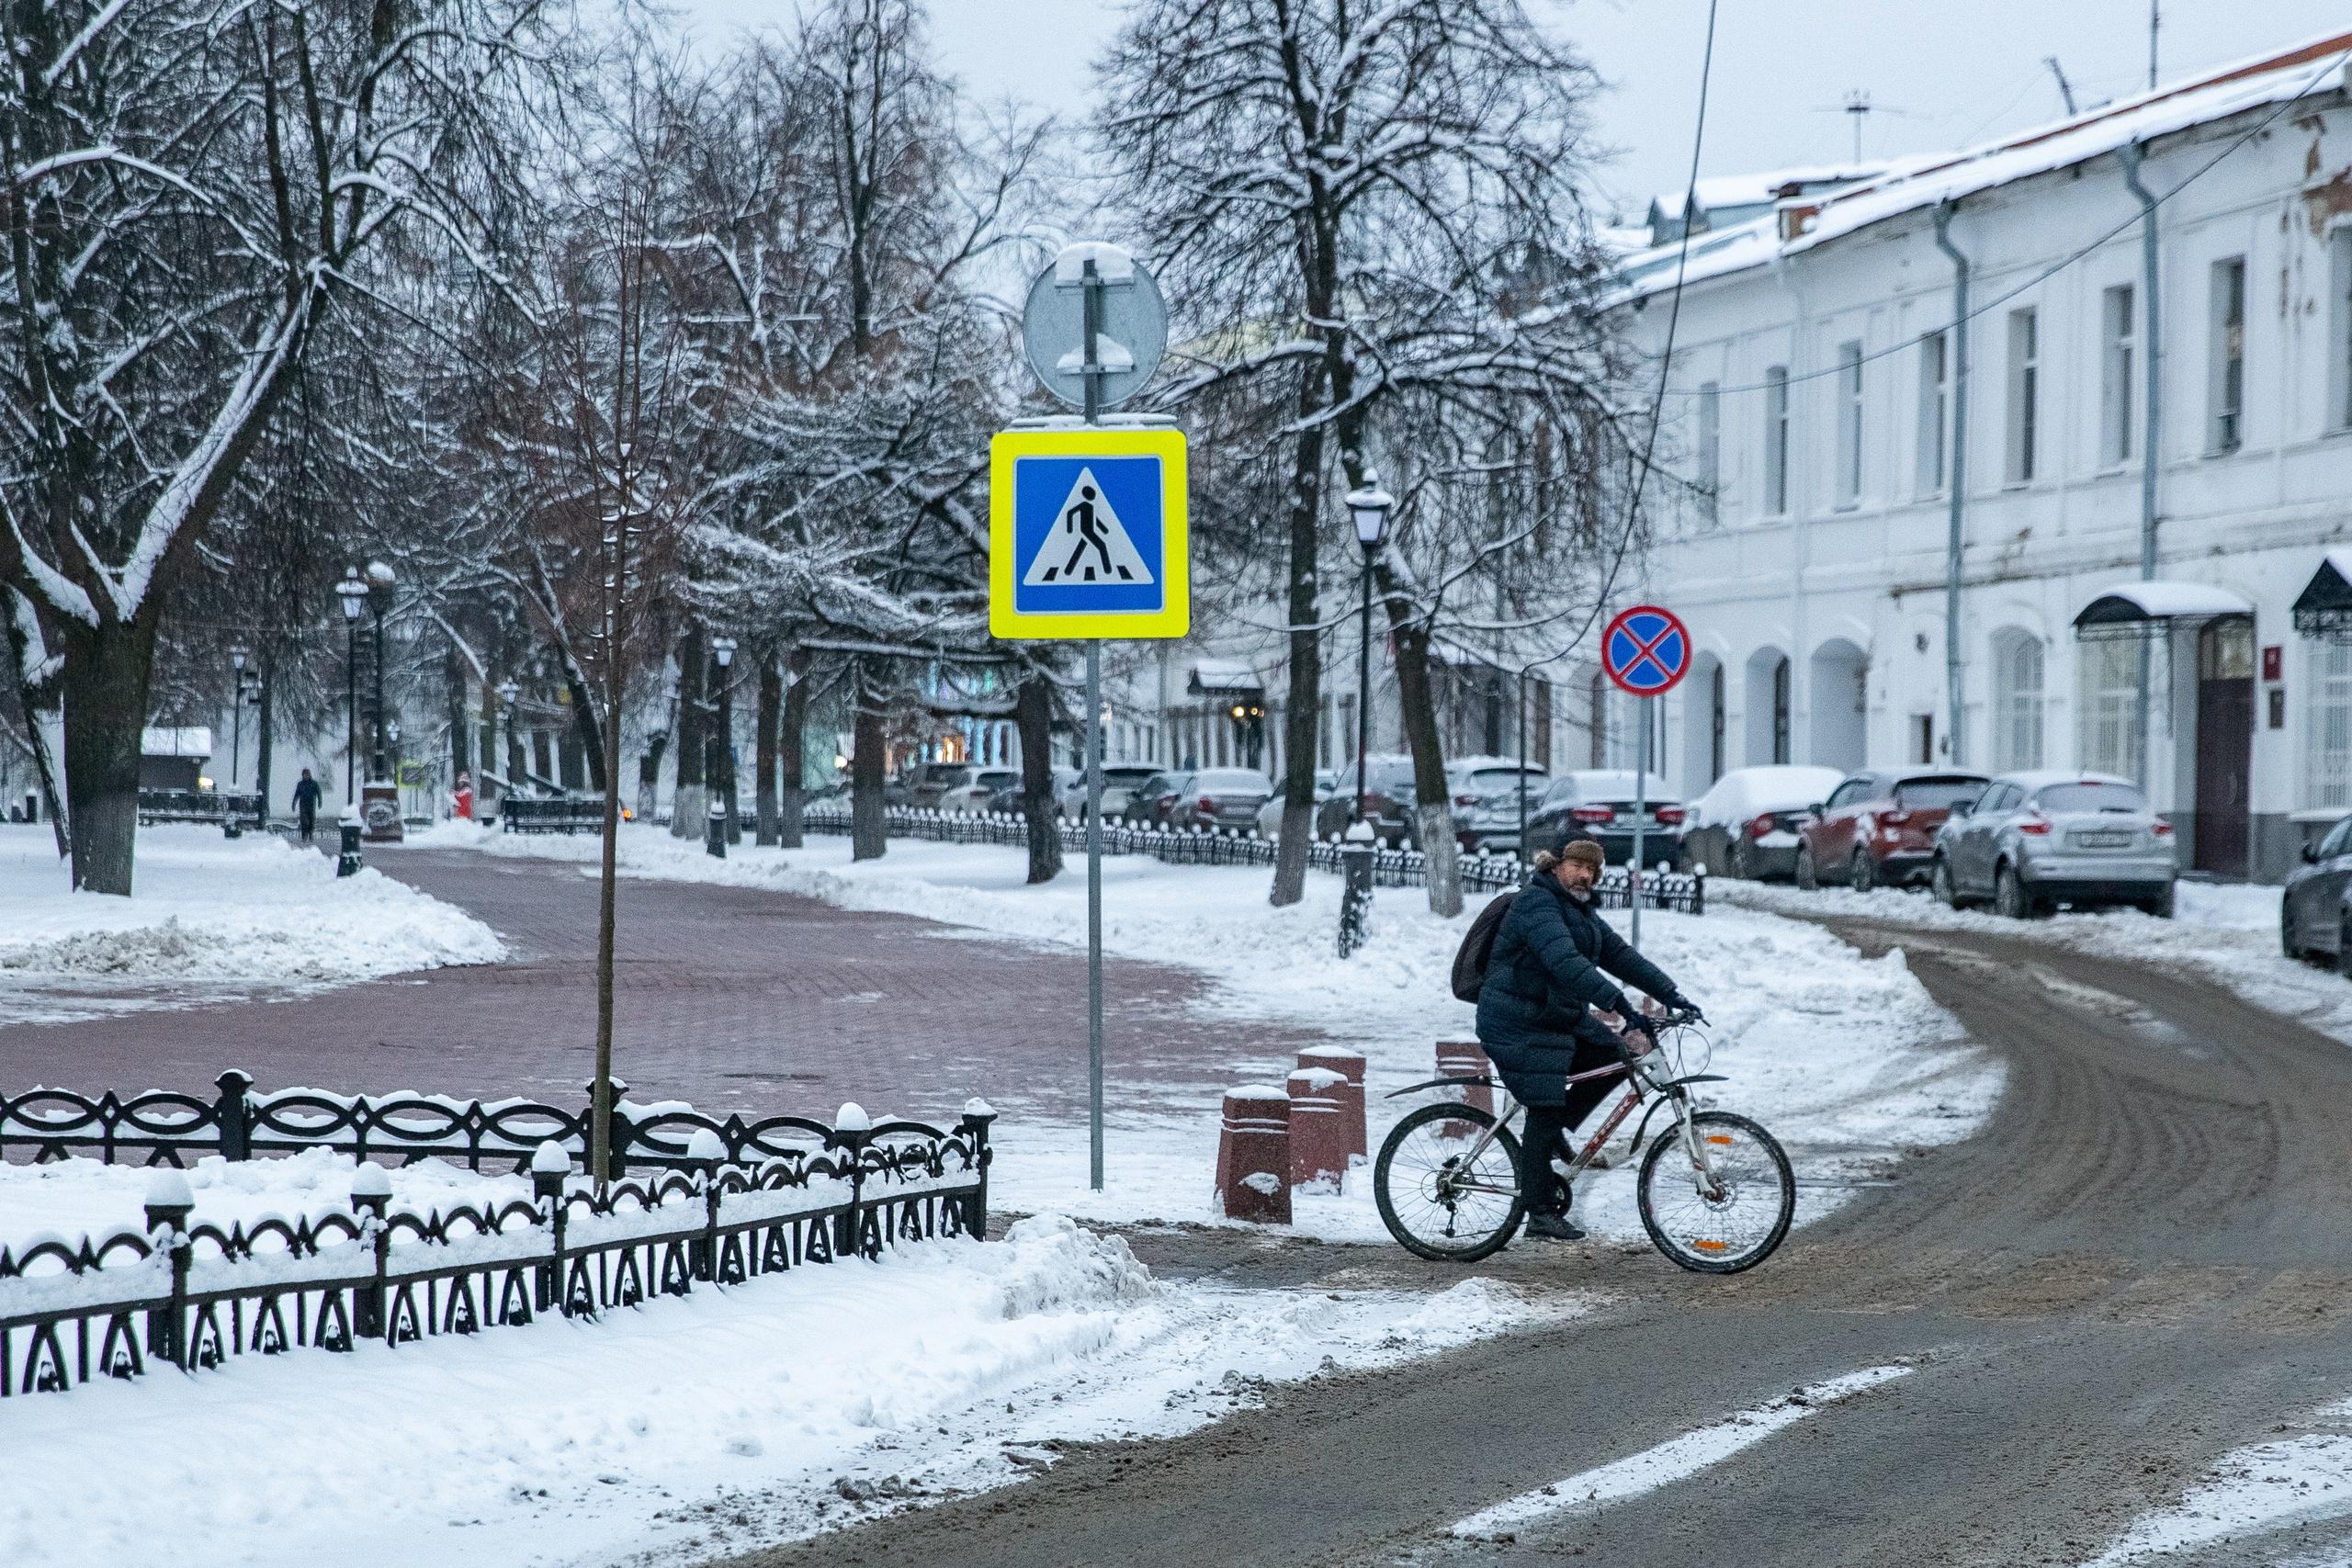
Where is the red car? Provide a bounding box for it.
[1794,769,1988,892]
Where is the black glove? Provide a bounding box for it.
[1620,1010,1658,1042]
[1667,997,1705,1025]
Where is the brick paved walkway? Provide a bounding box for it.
[0,849,1329,1129]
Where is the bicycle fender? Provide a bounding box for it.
[1384,1074,1499,1100]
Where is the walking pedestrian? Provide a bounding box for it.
[292,768,322,843]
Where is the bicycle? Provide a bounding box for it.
[1372,1014,1794,1272]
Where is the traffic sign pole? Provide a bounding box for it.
[1081,260,1106,1193]
[1600,604,1694,953]
[1634,698,1650,948]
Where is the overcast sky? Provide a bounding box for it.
[673,1,2348,220]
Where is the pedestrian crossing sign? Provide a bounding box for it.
[989,425,1188,639]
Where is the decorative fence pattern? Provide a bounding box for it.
[498,795,607,834]
[801,804,1706,912]
[0,1079,994,1400]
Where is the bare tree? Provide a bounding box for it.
[1101,0,1624,915]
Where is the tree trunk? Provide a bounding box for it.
[445,649,467,808]
[1015,671,1062,884]
[671,627,706,837]
[779,648,808,849]
[59,614,161,895]
[754,652,781,846]
[1270,415,1329,908]
[1382,589,1462,917]
[851,700,887,861]
[562,665,605,793]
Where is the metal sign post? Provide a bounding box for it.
[1601,604,1693,950]
[995,242,1185,1193]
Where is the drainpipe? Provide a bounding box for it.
[1931,200,1971,767]
[2120,141,2164,790]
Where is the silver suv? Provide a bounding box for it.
[1930,771,2177,918]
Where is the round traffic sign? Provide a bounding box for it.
[1602,604,1691,697]
[1021,242,1168,411]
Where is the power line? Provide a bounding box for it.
[1651,46,2351,400]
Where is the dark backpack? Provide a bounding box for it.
[1450,890,1518,1002]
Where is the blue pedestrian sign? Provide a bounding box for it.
[1602,604,1691,697]
[989,425,1189,639]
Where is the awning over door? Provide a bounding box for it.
[1187,660,1264,698]
[2072,581,2253,640]
[2292,552,2352,643]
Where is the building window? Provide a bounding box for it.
[2078,637,2146,782]
[2006,308,2039,484]
[1771,656,1791,764]
[2333,229,2352,431]
[1910,714,1935,764]
[1696,380,1721,524]
[1993,630,2045,771]
[1835,340,1862,508]
[2100,283,2134,468]
[1708,661,1725,784]
[2210,255,2245,454]
[2309,640,2352,808]
[1915,332,1948,497]
[1763,365,1789,515]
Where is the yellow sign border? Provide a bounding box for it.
[989,426,1189,640]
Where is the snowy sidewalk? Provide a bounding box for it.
[0,825,503,1027]
[479,823,2003,1246]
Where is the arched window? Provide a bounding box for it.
[1771,656,1792,764]
[1710,661,1725,783]
[1993,630,2045,771]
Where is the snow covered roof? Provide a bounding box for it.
[2073,581,2254,627]
[1187,659,1263,694]
[141,726,211,758]
[1611,30,2352,301]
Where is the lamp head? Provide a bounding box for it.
[1345,470,1395,549]
[230,645,248,671]
[496,678,519,705]
[711,635,737,669]
[335,571,368,621]
[386,720,400,743]
[365,560,395,589]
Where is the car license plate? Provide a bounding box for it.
[2076,830,2132,849]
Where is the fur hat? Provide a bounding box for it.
[1533,833,1607,874]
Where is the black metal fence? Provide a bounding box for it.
[0,1076,995,1399]
[800,805,1706,913]
[136,788,264,827]
[498,795,606,834]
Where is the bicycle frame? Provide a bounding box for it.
[1442,1031,1726,1203]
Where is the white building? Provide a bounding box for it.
[1611,30,2352,882]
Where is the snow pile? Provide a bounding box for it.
[1722,878,2352,1046]
[0,1216,1585,1568]
[0,825,503,1024]
[2083,1394,2352,1563]
[0,1149,529,1256]
[484,826,1999,1245]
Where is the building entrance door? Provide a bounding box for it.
[2194,615,2255,877]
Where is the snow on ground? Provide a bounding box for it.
[1720,876,2352,1044]
[480,824,2001,1246]
[2080,1393,2352,1563]
[0,1215,1591,1568]
[0,1147,526,1256]
[0,824,503,1026]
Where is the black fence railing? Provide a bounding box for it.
[0,1077,995,1399]
[799,805,1705,913]
[136,788,263,826]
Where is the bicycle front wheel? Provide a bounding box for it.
[1374,1101,1525,1263]
[1637,1110,1793,1274]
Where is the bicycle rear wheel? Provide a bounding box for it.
[1374,1101,1525,1263]
[1636,1110,1793,1274]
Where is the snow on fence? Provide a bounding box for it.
[801,805,1708,912]
[0,1079,996,1399]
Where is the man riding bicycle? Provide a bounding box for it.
[1476,833,1702,1241]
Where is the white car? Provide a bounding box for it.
[937,768,1020,814]
[1059,762,1162,821]
[1681,765,1847,880]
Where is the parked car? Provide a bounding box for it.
[938,768,1020,814]
[1161,767,1273,832]
[986,766,1080,816]
[1348,754,1419,846]
[1061,762,1162,821]
[2283,812,2352,967]
[905,761,974,809]
[1120,770,1194,827]
[1444,758,1550,854]
[1931,771,2177,918]
[1681,765,1847,881]
[1793,769,1989,892]
[1522,770,1683,866]
[1257,769,1340,840]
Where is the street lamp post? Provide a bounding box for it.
[1339,473,1394,961]
[496,678,521,799]
[335,570,368,804]
[386,719,401,818]
[710,636,738,849]
[229,646,249,789]
[366,561,394,780]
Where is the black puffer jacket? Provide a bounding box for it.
[1474,874,1681,1105]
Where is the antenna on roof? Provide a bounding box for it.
[2148,2,2160,92]
[2044,56,2077,116]
[1843,90,1872,164]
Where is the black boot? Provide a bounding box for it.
[1524,1212,1586,1242]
